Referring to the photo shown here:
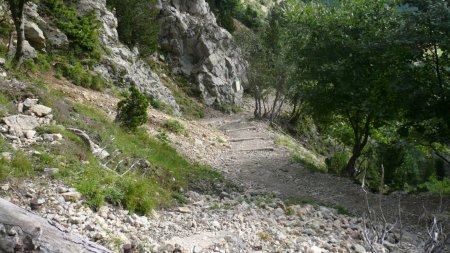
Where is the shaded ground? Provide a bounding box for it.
[200,111,450,237]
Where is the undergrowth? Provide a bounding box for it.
[0,83,232,215]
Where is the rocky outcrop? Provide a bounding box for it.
[68,0,180,114]
[0,97,57,147]
[159,0,246,107]
[24,21,46,50]
[25,3,69,50]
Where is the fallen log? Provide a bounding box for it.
[0,198,112,253]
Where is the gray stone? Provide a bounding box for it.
[69,0,180,114]
[23,98,39,108]
[352,244,366,253]
[25,130,36,139]
[159,0,246,107]
[2,115,40,136]
[0,58,5,66]
[44,168,60,174]
[25,21,46,50]
[22,40,38,59]
[30,104,52,117]
[61,191,82,202]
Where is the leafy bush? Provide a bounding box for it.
[107,0,160,56]
[116,87,149,130]
[162,119,185,135]
[40,0,101,59]
[206,0,239,33]
[60,61,105,91]
[235,5,264,30]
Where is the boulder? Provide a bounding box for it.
[25,3,69,49]
[30,104,52,117]
[23,98,39,108]
[2,115,39,137]
[22,40,37,59]
[25,21,46,50]
[159,0,246,107]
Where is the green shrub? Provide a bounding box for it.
[206,0,239,33]
[162,119,185,135]
[107,0,160,56]
[40,0,102,59]
[326,151,349,175]
[10,152,34,178]
[60,61,105,90]
[116,87,149,130]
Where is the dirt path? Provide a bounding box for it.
[199,110,450,235]
[40,75,449,237]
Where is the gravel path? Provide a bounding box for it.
[200,111,450,235]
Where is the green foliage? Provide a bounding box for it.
[235,4,264,30]
[149,98,174,115]
[0,83,230,214]
[284,0,412,176]
[421,176,450,196]
[107,0,160,56]
[40,0,101,59]
[161,75,205,119]
[59,60,105,91]
[116,87,149,131]
[162,119,185,135]
[206,0,239,32]
[0,148,35,182]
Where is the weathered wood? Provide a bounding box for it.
[225,126,257,133]
[229,137,266,142]
[0,198,112,253]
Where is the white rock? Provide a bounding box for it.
[25,130,36,139]
[61,191,82,202]
[30,104,52,117]
[1,152,12,161]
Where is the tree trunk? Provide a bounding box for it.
[0,198,112,253]
[8,0,26,64]
[344,143,363,177]
[344,113,371,177]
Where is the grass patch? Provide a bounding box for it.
[0,83,232,215]
[275,137,327,173]
[162,119,186,135]
[160,74,205,119]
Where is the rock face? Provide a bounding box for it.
[68,0,180,114]
[159,0,246,107]
[24,3,69,50]
[24,21,46,50]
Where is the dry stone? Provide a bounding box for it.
[159,0,246,107]
[30,104,52,117]
[24,21,46,50]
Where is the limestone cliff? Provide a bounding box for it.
[159,0,246,107]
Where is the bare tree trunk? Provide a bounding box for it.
[8,0,26,64]
[0,198,112,253]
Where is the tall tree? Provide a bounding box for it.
[399,0,450,154]
[284,0,412,177]
[7,0,29,63]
